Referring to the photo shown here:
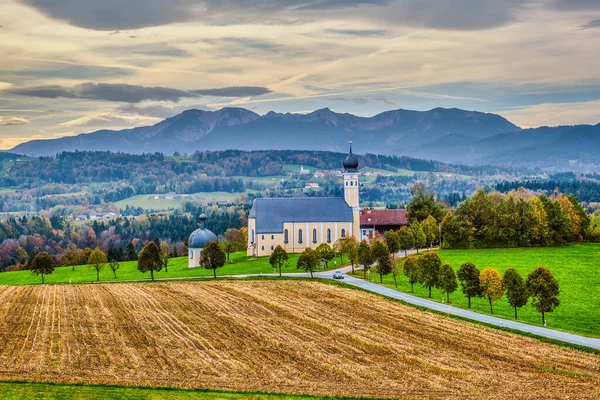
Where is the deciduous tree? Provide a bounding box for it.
[296,248,319,278]
[200,241,226,278]
[88,247,108,282]
[30,252,54,284]
[403,256,419,292]
[417,251,442,298]
[409,221,426,253]
[503,267,529,320]
[438,263,458,303]
[397,226,415,256]
[422,215,438,249]
[339,236,359,273]
[357,241,374,279]
[480,267,504,314]
[269,245,289,277]
[137,242,163,281]
[222,228,246,261]
[526,266,560,326]
[371,240,391,283]
[457,262,482,308]
[109,260,120,279]
[315,242,335,268]
[384,230,401,257]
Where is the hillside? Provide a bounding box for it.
[0,280,597,399]
[11,107,520,157]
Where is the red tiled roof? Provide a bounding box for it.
[360,209,408,226]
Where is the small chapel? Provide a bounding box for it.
[247,142,361,257]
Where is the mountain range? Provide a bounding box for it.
[10,107,600,170]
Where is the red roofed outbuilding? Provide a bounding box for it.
[360,209,409,241]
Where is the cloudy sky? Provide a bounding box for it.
[1,0,600,149]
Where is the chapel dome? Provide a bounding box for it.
[342,141,359,172]
[188,213,217,249]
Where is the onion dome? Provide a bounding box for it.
[188,213,217,249]
[342,141,359,172]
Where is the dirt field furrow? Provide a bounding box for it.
[0,280,598,400]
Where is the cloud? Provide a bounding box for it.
[0,117,30,125]
[191,87,272,97]
[95,43,192,58]
[324,29,389,37]
[501,100,600,128]
[329,96,394,104]
[549,0,600,11]
[580,19,600,29]
[19,0,522,31]
[14,63,133,79]
[19,0,389,30]
[58,112,161,127]
[7,83,271,103]
[118,104,209,118]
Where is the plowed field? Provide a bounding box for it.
[0,281,597,399]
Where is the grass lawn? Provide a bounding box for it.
[0,252,313,286]
[0,382,352,400]
[352,244,600,338]
[282,164,316,173]
[114,191,252,210]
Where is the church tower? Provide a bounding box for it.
[342,141,360,239]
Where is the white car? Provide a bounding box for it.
[333,271,344,280]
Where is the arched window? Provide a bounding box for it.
[271,235,274,240]
[327,229,331,243]
[341,229,346,238]
[261,234,265,240]
[312,228,317,244]
[284,229,289,244]
[350,181,353,186]
[251,229,255,244]
[189,251,193,259]
[298,229,303,244]
[270,245,274,251]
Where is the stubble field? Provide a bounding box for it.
[0,280,598,399]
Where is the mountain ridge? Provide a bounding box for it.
[10,106,599,170]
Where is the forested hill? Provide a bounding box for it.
[0,149,524,188]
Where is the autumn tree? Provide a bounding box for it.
[403,256,419,292]
[384,230,401,258]
[503,268,529,320]
[457,262,482,308]
[409,221,426,253]
[422,215,438,249]
[137,242,163,281]
[339,236,359,273]
[417,251,442,298]
[480,267,505,314]
[397,226,414,256]
[526,266,560,326]
[109,260,120,279]
[88,248,108,282]
[371,240,392,283]
[438,263,458,303]
[315,242,335,268]
[296,247,319,278]
[30,252,54,284]
[357,241,375,279]
[200,241,226,278]
[160,242,170,272]
[222,228,246,261]
[269,245,289,277]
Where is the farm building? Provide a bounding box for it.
[360,209,409,242]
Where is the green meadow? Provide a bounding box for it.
[0,252,306,286]
[0,382,361,400]
[354,244,600,338]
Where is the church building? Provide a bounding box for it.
[247,143,360,257]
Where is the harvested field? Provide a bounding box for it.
[0,281,598,399]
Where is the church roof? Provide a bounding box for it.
[249,197,353,233]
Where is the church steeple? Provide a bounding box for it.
[342,142,360,239]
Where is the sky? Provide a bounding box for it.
[1,0,600,150]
